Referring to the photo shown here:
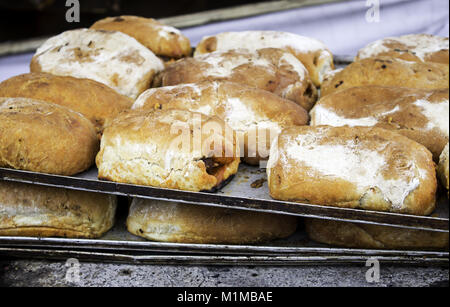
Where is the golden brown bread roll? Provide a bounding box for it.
[438,143,449,192]
[91,16,192,59]
[321,57,449,97]
[0,73,133,135]
[0,98,99,176]
[305,219,449,250]
[0,181,117,239]
[310,86,449,160]
[356,34,449,65]
[153,48,318,111]
[96,109,240,192]
[267,126,437,215]
[195,31,334,87]
[127,198,298,244]
[30,29,164,99]
[133,81,309,165]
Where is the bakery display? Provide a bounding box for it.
[0,97,99,176]
[91,16,192,59]
[153,48,318,111]
[132,81,309,165]
[96,109,240,192]
[438,143,449,192]
[310,86,449,160]
[305,219,449,250]
[267,126,437,215]
[0,73,133,135]
[356,34,449,65]
[321,56,449,97]
[0,181,117,238]
[30,29,165,99]
[195,31,334,87]
[127,198,298,244]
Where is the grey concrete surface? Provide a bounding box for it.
[0,259,448,287]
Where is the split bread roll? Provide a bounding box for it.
[91,16,192,59]
[438,143,449,192]
[0,98,98,175]
[132,81,309,165]
[305,219,449,250]
[0,181,117,238]
[96,109,240,192]
[356,34,449,65]
[30,29,164,99]
[195,31,334,87]
[267,126,437,215]
[127,198,298,244]
[310,86,449,160]
[0,73,133,135]
[153,48,318,111]
[321,57,449,97]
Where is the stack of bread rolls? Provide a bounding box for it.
[0,15,448,249]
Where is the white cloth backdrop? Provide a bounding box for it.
[0,0,448,82]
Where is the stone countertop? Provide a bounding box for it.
[0,259,448,287]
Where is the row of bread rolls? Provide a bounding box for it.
[0,16,448,248]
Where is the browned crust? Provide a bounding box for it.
[268,126,437,216]
[0,73,133,136]
[154,48,318,111]
[305,219,449,250]
[0,181,117,239]
[91,15,192,58]
[0,98,99,176]
[312,86,449,160]
[127,199,298,244]
[321,57,449,97]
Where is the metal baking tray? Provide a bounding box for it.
[0,209,448,266]
[0,165,448,233]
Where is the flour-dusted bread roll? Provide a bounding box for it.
[0,73,133,135]
[439,143,449,192]
[0,98,98,175]
[267,126,437,215]
[195,31,334,87]
[96,109,240,192]
[127,198,297,244]
[321,57,449,97]
[311,86,449,160]
[356,34,449,65]
[30,29,165,99]
[0,181,117,238]
[154,48,318,111]
[305,219,449,250]
[91,16,192,59]
[133,81,309,165]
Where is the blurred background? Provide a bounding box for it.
[0,0,274,41]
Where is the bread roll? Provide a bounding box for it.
[127,198,297,244]
[356,34,449,64]
[321,57,449,97]
[0,181,117,238]
[438,143,449,192]
[30,29,164,99]
[91,16,192,59]
[195,31,334,87]
[0,98,98,176]
[310,86,449,160]
[96,109,240,192]
[133,81,309,165]
[267,126,436,215]
[153,48,318,111]
[0,73,133,135]
[305,219,449,250]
